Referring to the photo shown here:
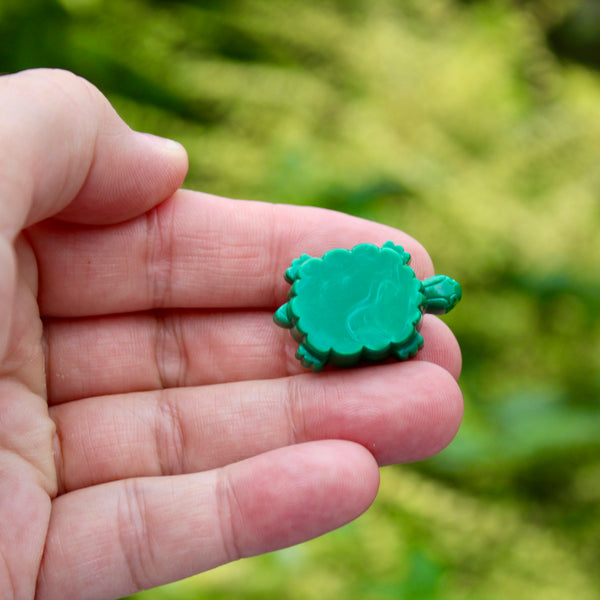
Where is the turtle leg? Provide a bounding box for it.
[273,302,293,328]
[284,254,313,283]
[382,241,411,265]
[296,344,327,372]
[392,332,424,361]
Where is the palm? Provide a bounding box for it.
[0,235,53,598]
[0,70,462,600]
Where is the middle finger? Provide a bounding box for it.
[44,311,462,404]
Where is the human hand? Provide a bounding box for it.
[0,69,463,600]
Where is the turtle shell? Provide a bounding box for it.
[287,243,425,366]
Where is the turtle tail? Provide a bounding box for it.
[422,275,462,315]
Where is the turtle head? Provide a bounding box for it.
[421,274,462,315]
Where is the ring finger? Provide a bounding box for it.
[50,360,463,494]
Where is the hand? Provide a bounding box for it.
[0,69,463,600]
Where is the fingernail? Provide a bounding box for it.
[140,132,186,155]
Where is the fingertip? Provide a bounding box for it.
[331,439,381,507]
[373,362,464,464]
[135,133,189,181]
[225,440,380,558]
[56,128,189,225]
[417,315,463,380]
[396,361,464,461]
[298,361,464,466]
[427,363,464,456]
[403,234,435,279]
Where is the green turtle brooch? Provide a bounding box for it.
[274,241,462,372]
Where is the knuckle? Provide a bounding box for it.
[117,479,157,591]
[215,469,243,563]
[153,312,188,389]
[284,376,309,444]
[153,391,186,476]
[145,202,176,310]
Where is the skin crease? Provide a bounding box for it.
[0,68,463,600]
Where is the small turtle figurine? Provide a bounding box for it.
[274,241,462,372]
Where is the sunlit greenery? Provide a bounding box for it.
[2,0,599,598]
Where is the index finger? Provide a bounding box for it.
[29,191,435,317]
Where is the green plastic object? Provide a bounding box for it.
[273,241,462,372]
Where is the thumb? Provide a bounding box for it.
[0,68,188,362]
[0,68,188,232]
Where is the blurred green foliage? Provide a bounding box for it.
[2,0,600,598]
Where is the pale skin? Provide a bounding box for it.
[0,69,463,600]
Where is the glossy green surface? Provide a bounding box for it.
[274,242,461,371]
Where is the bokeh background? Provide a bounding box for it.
[2,0,600,598]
